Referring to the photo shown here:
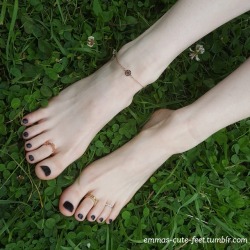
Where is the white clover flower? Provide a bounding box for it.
[87,36,95,47]
[195,44,205,54]
[189,50,200,61]
[189,44,205,61]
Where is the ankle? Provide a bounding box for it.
[115,41,165,87]
[183,104,217,145]
[171,107,206,152]
[149,108,202,155]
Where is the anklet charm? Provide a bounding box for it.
[112,49,144,88]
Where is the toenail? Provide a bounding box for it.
[29,155,34,161]
[40,166,51,176]
[63,201,74,212]
[91,215,95,220]
[23,131,29,137]
[109,219,113,224]
[26,143,32,148]
[22,118,28,124]
[99,217,103,222]
[78,213,83,220]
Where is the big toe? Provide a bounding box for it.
[35,153,73,180]
[59,181,89,216]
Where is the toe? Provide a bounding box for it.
[22,123,46,140]
[97,201,115,223]
[59,184,89,216]
[106,202,123,224]
[22,109,47,126]
[25,145,53,164]
[35,153,69,179]
[25,132,51,151]
[75,198,95,221]
[86,199,106,222]
[75,198,104,222]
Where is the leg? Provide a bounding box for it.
[60,57,250,222]
[22,0,250,180]
[184,57,250,143]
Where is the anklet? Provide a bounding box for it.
[112,49,144,88]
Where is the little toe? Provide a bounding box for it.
[59,184,89,216]
[25,145,53,164]
[106,203,124,224]
[97,201,115,223]
[22,108,47,126]
[22,123,46,140]
[25,133,51,151]
[106,202,123,224]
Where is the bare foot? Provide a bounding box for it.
[59,108,200,223]
[21,48,145,179]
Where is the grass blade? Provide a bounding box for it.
[0,0,8,25]
[55,0,65,24]
[0,200,29,206]
[6,0,18,63]
[213,216,245,238]
[177,193,199,214]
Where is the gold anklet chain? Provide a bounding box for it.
[112,49,144,89]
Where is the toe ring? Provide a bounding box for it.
[105,203,114,209]
[44,141,56,154]
[85,194,98,206]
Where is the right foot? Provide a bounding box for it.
[21,45,150,180]
[58,108,200,223]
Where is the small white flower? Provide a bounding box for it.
[189,44,205,61]
[195,44,205,54]
[189,50,200,61]
[87,243,91,248]
[87,36,95,47]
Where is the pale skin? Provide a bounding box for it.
[21,0,250,223]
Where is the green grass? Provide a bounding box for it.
[0,0,250,249]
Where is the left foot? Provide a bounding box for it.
[59,108,199,223]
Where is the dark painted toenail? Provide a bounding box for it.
[29,155,34,161]
[63,201,74,212]
[78,213,83,220]
[23,131,29,137]
[40,166,51,176]
[99,218,103,222]
[109,219,113,224]
[22,118,28,124]
[26,143,32,148]
[91,215,95,220]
